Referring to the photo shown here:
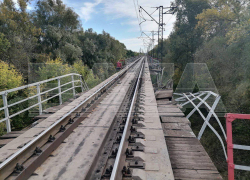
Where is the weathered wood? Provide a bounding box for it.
[173,169,221,179]
[33,114,51,120]
[0,139,13,147]
[157,104,177,108]
[161,116,191,126]
[164,129,196,138]
[0,132,23,139]
[156,99,171,105]
[156,99,222,179]
[159,112,185,117]
[155,89,173,99]
[171,163,217,170]
[162,123,192,130]
[157,106,183,113]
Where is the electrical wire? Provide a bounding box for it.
[133,0,142,33]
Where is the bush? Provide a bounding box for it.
[0,60,24,135]
[0,60,23,95]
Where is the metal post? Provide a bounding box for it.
[226,114,235,180]
[158,6,163,62]
[84,79,89,91]
[71,75,76,97]
[58,78,62,105]
[37,84,42,115]
[80,76,84,92]
[2,93,11,132]
[152,30,154,59]
[159,6,163,63]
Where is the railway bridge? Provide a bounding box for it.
[0,56,249,180]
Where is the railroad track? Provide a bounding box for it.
[0,57,144,180]
[86,57,145,180]
[0,55,225,180]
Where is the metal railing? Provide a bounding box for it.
[225,113,250,180]
[175,92,250,180]
[174,91,227,160]
[0,57,142,180]
[0,73,89,133]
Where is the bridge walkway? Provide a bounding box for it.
[155,90,222,180]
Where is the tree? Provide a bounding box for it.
[150,0,210,88]
[0,0,41,76]
[32,0,83,64]
[0,60,23,95]
[0,33,10,54]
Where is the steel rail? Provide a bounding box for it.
[110,57,145,180]
[0,57,142,179]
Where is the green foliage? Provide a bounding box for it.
[0,0,136,77]
[0,33,10,54]
[32,0,83,64]
[72,60,101,88]
[85,70,101,89]
[0,60,23,95]
[150,0,210,87]
[150,0,250,178]
[0,0,137,136]
[78,29,127,68]
[36,58,75,80]
[126,50,138,57]
[0,0,41,76]
[0,60,25,135]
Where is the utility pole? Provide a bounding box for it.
[151,30,155,58]
[158,6,163,63]
[139,6,176,63]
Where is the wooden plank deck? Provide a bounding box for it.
[155,90,222,180]
[155,89,173,100]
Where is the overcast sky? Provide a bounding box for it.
[15,0,176,52]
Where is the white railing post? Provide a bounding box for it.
[2,93,11,132]
[80,76,84,92]
[84,79,89,90]
[37,84,42,115]
[58,78,62,105]
[71,75,76,97]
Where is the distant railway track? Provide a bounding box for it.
[110,56,144,180]
[0,57,143,180]
[86,57,145,180]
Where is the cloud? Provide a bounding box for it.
[101,0,175,45]
[80,0,102,21]
[61,0,176,51]
[120,37,144,52]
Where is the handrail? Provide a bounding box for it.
[174,91,228,160]
[225,113,250,180]
[0,73,88,132]
[0,73,81,96]
[175,92,250,180]
[0,57,142,179]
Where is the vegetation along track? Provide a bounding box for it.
[0,57,144,180]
